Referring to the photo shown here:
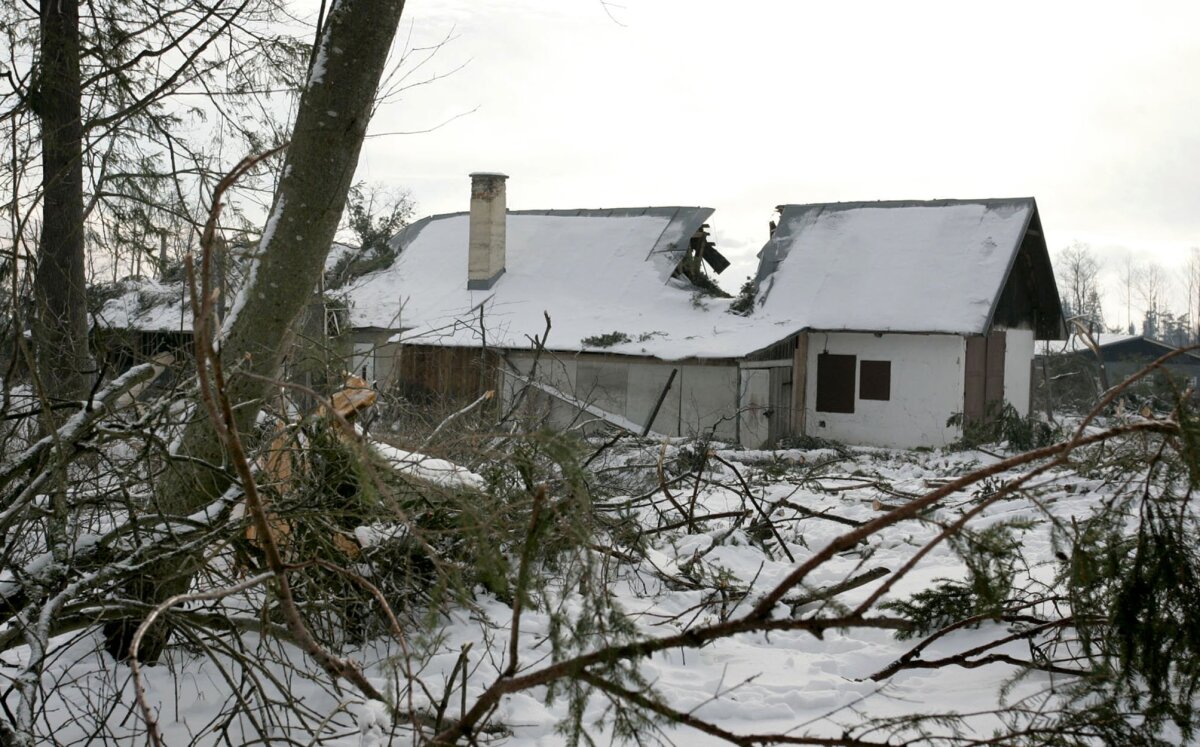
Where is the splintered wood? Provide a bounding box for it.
[245,374,377,559]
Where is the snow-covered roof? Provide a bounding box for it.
[96,198,1063,362]
[96,278,192,332]
[753,199,1047,335]
[1037,333,1139,355]
[96,243,359,333]
[343,208,783,359]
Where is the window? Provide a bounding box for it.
[816,353,855,413]
[860,360,891,401]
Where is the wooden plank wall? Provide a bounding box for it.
[791,332,808,437]
[392,344,500,401]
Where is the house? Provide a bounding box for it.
[341,173,761,444]
[744,199,1065,447]
[93,254,348,403]
[94,176,1066,450]
[340,179,1065,449]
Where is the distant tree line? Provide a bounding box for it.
[1055,242,1200,346]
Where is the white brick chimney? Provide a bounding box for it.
[467,172,508,290]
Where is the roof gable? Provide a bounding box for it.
[753,198,1062,336]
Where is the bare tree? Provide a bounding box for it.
[1187,247,1200,344]
[1119,252,1136,334]
[1134,261,1171,338]
[1055,242,1104,334]
[6,0,307,409]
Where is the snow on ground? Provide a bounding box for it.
[368,438,486,491]
[5,439,1126,744]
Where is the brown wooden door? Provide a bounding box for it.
[964,331,1006,426]
[984,330,1006,407]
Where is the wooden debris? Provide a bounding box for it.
[245,373,377,559]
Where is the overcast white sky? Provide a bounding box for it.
[347,0,1200,330]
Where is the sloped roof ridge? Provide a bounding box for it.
[387,206,715,282]
[1117,336,1200,360]
[511,206,708,217]
[387,206,712,243]
[394,205,710,223]
[776,196,1035,211]
[1041,334,1200,361]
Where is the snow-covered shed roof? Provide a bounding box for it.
[344,208,778,359]
[753,198,1065,338]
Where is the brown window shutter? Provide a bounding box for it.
[860,360,891,401]
[816,353,856,413]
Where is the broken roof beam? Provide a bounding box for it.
[689,226,730,274]
[703,244,730,274]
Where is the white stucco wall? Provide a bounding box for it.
[352,331,394,383]
[1002,327,1034,416]
[350,342,376,382]
[804,332,965,449]
[501,352,739,442]
[500,354,581,431]
[625,362,681,435]
[678,364,739,442]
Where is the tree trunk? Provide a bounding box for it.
[104,0,408,663]
[33,0,92,406]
